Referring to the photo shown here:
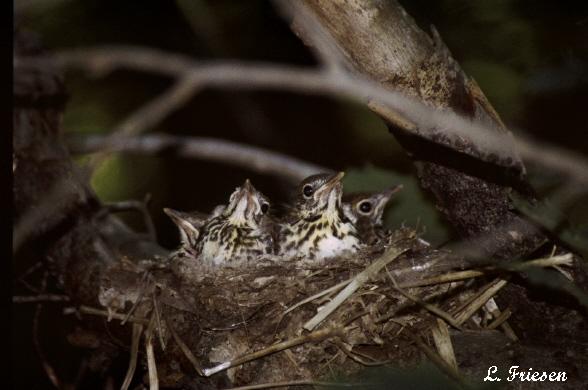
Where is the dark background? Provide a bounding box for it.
[13,0,588,388]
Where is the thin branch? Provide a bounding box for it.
[13,294,70,303]
[121,323,143,390]
[385,267,463,330]
[145,314,159,390]
[486,308,512,330]
[273,0,349,71]
[68,133,331,182]
[15,48,588,185]
[164,315,203,376]
[77,305,151,326]
[121,271,151,325]
[203,326,345,377]
[32,272,62,389]
[407,331,463,384]
[333,340,392,367]
[453,278,509,326]
[152,293,166,351]
[430,319,458,373]
[86,76,203,172]
[283,278,350,315]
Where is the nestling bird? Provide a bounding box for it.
[279,172,361,261]
[342,185,403,245]
[164,208,204,250]
[194,179,275,266]
[164,204,226,253]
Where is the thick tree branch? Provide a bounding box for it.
[293,0,547,259]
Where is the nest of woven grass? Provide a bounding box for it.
[92,227,575,388]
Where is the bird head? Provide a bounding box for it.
[223,179,270,227]
[343,184,403,226]
[294,172,345,220]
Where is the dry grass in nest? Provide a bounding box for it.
[91,227,574,388]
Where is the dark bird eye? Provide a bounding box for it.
[303,184,314,198]
[261,203,269,214]
[359,201,372,214]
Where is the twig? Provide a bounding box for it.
[483,299,518,341]
[71,358,89,390]
[145,314,159,390]
[68,133,331,182]
[203,326,345,377]
[453,278,510,325]
[303,244,409,331]
[398,270,484,288]
[431,319,458,372]
[222,380,360,390]
[86,76,203,172]
[16,260,44,281]
[283,278,351,315]
[121,323,143,390]
[386,267,463,331]
[333,340,392,367]
[151,292,166,351]
[486,308,512,330]
[407,331,463,384]
[273,0,349,71]
[121,271,151,325]
[142,194,157,242]
[13,294,70,303]
[32,272,61,389]
[506,253,574,271]
[164,316,203,376]
[78,305,150,326]
[397,252,574,289]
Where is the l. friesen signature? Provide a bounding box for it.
[484,366,567,382]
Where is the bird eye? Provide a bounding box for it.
[303,184,314,198]
[261,203,269,214]
[359,201,372,214]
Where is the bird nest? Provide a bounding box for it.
[94,227,574,388]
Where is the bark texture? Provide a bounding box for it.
[300,0,545,260]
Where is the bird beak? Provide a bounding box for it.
[229,179,257,220]
[164,208,200,246]
[377,184,403,204]
[241,179,256,203]
[322,171,345,192]
[233,179,253,201]
[164,207,189,224]
[370,184,403,220]
[317,171,345,201]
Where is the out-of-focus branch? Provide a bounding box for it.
[273,0,350,71]
[15,48,588,186]
[86,76,203,171]
[68,134,332,181]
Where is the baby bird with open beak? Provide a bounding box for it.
[165,180,274,266]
